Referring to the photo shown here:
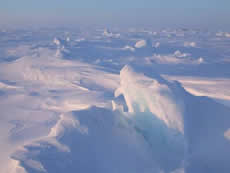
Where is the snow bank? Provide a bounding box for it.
[17,107,160,173]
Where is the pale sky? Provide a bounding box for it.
[0,0,230,29]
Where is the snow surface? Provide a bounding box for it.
[0,27,230,173]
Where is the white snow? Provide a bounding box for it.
[1,27,230,173]
[163,75,230,103]
[122,45,135,52]
[135,39,147,48]
[103,28,120,38]
[216,32,230,38]
[225,33,230,38]
[147,51,203,65]
[174,50,190,58]
[184,42,196,47]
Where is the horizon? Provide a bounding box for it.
[1,0,230,30]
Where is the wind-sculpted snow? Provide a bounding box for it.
[14,107,161,173]
[10,64,230,173]
[163,75,230,107]
[0,45,119,173]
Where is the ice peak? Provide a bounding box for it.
[117,65,185,133]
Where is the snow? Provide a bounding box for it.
[135,39,147,48]
[146,51,204,65]
[225,33,230,38]
[7,159,27,173]
[224,129,230,140]
[154,42,161,48]
[122,45,135,52]
[184,42,196,47]
[163,75,230,105]
[0,27,230,173]
[103,28,120,38]
[216,32,230,38]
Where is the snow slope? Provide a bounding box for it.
[8,64,230,173]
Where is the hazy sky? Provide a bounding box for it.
[1,0,230,29]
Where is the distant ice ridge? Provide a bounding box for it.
[183,42,196,47]
[216,32,230,38]
[122,39,153,52]
[145,50,204,65]
[103,28,120,38]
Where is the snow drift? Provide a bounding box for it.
[9,65,230,173]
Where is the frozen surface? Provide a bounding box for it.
[0,27,230,173]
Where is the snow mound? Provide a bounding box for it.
[103,28,120,38]
[122,45,135,52]
[184,42,196,47]
[146,51,204,65]
[216,32,230,38]
[135,40,147,48]
[15,107,160,173]
[134,39,151,48]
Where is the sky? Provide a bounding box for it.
[0,0,230,29]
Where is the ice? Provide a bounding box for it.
[135,39,148,48]
[115,65,185,172]
[116,65,184,133]
[115,65,230,173]
[184,42,196,47]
